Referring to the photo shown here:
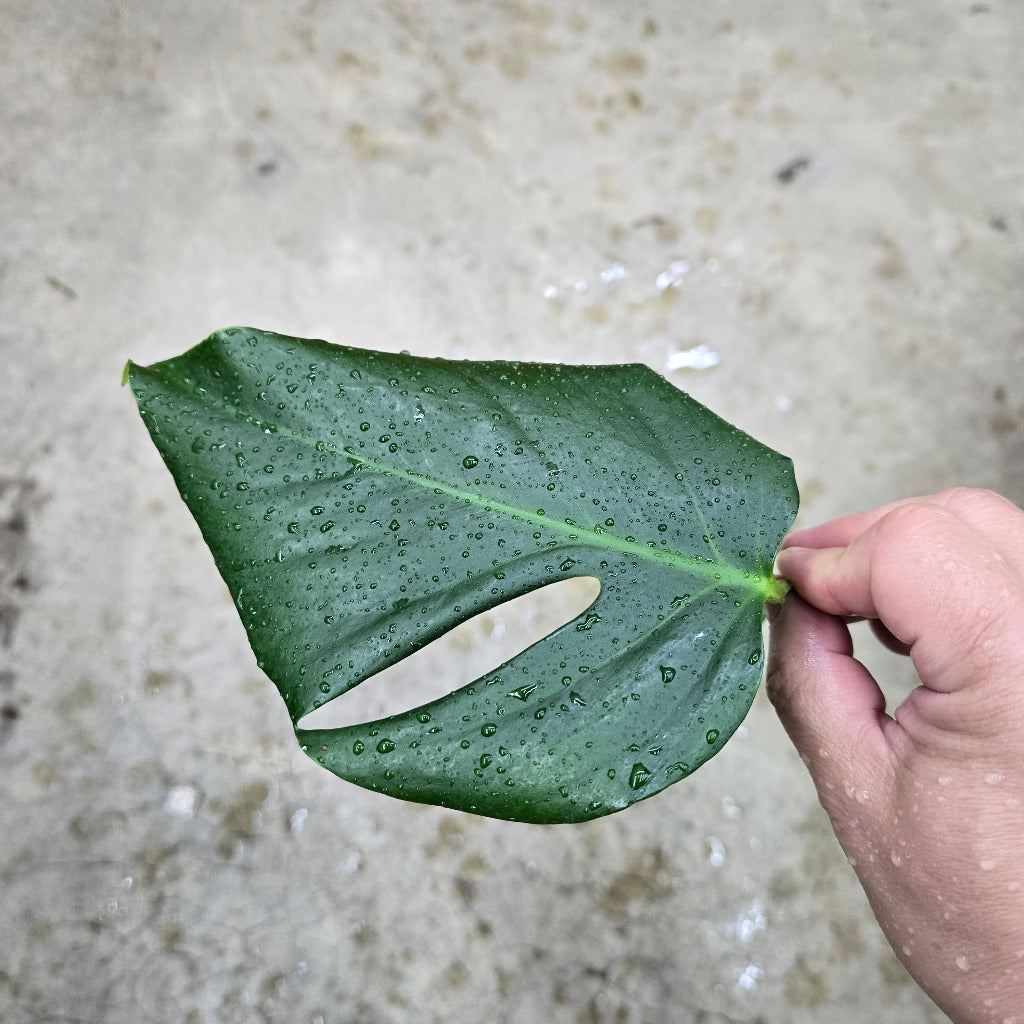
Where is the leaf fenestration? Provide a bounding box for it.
[127,327,798,823]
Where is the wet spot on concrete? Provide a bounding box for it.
[424,815,465,858]
[800,477,825,507]
[873,235,906,279]
[829,914,867,963]
[774,49,798,71]
[144,670,177,693]
[602,50,648,78]
[784,955,830,1007]
[599,846,672,922]
[443,959,469,988]
[160,920,184,951]
[458,850,490,874]
[260,971,287,1002]
[630,214,681,243]
[879,950,914,990]
[346,122,393,161]
[352,920,377,947]
[69,807,129,842]
[693,207,719,235]
[0,604,19,648]
[453,875,475,905]
[217,780,270,858]
[65,679,97,711]
[335,50,381,79]
[990,408,1020,436]
[989,381,1021,435]
[32,758,60,787]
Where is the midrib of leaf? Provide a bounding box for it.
[340,447,766,593]
[133,362,777,599]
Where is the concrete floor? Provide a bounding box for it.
[2,2,1022,1021]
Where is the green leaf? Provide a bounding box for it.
[127,327,797,823]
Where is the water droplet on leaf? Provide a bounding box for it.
[508,684,538,701]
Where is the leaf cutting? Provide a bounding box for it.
[126,328,798,823]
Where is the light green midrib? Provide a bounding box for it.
[344,449,765,592]
[133,359,777,598]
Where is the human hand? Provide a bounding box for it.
[766,488,1024,1024]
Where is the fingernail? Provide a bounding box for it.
[765,598,781,622]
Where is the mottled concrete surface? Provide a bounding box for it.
[2,2,1022,1022]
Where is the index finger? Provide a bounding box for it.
[783,488,1024,576]
[776,500,1024,695]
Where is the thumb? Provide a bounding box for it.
[766,593,897,811]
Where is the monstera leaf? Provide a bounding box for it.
[127,328,797,823]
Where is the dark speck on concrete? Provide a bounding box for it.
[0,703,18,744]
[776,155,811,184]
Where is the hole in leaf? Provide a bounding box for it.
[298,576,601,730]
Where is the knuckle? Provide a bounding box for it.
[934,485,1003,514]
[874,502,949,547]
[867,504,951,591]
[956,600,1012,672]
